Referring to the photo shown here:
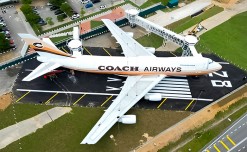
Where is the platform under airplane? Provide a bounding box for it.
[19,19,221,144]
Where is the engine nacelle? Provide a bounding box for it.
[126,32,134,38]
[144,93,162,101]
[145,47,155,54]
[118,115,136,124]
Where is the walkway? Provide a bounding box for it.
[0,107,72,149]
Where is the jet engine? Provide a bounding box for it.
[144,93,162,101]
[145,47,155,54]
[118,115,136,124]
[126,32,134,38]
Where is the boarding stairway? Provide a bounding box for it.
[125,10,201,57]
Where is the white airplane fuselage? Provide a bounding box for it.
[37,52,221,76]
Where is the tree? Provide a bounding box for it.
[80,8,85,16]
[60,3,72,17]
[49,0,65,6]
[21,0,32,4]
[25,13,40,24]
[20,4,32,14]
[0,33,10,51]
[46,17,54,26]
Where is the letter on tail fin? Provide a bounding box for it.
[18,33,71,57]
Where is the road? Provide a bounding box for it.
[202,112,247,152]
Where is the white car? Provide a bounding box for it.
[81,0,90,4]
[71,14,80,20]
[99,5,106,9]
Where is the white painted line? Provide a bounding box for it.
[17,89,118,96]
[161,78,188,82]
[158,81,189,85]
[203,113,247,151]
[149,90,191,95]
[152,87,190,91]
[156,84,189,88]
[229,137,247,152]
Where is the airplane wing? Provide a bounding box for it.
[81,74,165,144]
[188,45,202,57]
[102,19,155,57]
[42,38,58,49]
[23,62,61,81]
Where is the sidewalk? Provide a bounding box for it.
[0,107,72,149]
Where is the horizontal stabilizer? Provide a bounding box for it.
[23,62,61,81]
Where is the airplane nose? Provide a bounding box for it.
[215,62,222,71]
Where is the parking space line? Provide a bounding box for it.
[213,144,221,152]
[73,94,86,106]
[103,48,111,56]
[220,140,230,150]
[185,99,195,110]
[227,135,236,146]
[101,95,113,107]
[16,91,30,103]
[170,51,177,57]
[61,47,68,53]
[83,46,92,56]
[157,98,167,109]
[45,92,58,105]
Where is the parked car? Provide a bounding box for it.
[38,19,47,26]
[0,22,6,27]
[91,0,101,3]
[54,10,64,15]
[0,26,8,31]
[81,0,90,4]
[71,13,80,20]
[99,5,106,9]
[58,13,67,19]
[85,3,93,8]
[47,2,53,6]
[0,31,10,38]
[9,38,15,48]
[50,6,59,11]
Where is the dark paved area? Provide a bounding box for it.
[12,47,247,112]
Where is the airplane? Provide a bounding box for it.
[19,19,222,144]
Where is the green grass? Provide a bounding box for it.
[0,104,53,130]
[136,33,163,48]
[1,105,191,152]
[159,98,247,152]
[140,0,168,9]
[57,27,73,34]
[50,35,71,43]
[167,6,224,33]
[90,20,104,29]
[195,11,247,70]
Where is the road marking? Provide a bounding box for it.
[170,51,177,57]
[16,91,30,102]
[17,89,118,96]
[206,150,210,152]
[101,95,113,107]
[83,46,92,56]
[45,92,58,105]
[185,99,195,110]
[157,98,167,109]
[203,113,247,151]
[229,137,247,151]
[227,135,236,146]
[61,47,68,53]
[220,140,230,150]
[214,144,221,152]
[73,94,86,106]
[103,48,111,56]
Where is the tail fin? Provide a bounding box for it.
[18,33,71,57]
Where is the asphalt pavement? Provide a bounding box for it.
[202,112,247,152]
